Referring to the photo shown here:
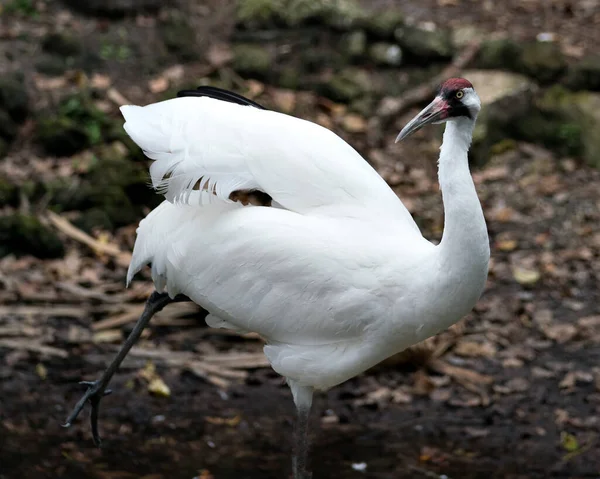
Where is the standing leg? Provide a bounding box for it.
[289,381,314,479]
[62,291,188,445]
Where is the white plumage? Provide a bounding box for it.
[121,80,490,478]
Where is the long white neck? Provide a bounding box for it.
[437,118,489,268]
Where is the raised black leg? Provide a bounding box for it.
[62,291,188,445]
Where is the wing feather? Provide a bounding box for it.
[121,97,419,230]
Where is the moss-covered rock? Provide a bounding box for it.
[0,74,29,123]
[0,176,18,207]
[0,214,64,258]
[364,9,404,39]
[42,32,83,57]
[341,30,367,59]
[476,38,524,71]
[35,92,123,156]
[35,55,70,76]
[235,0,365,30]
[45,141,158,230]
[232,43,274,78]
[520,41,566,84]
[368,43,402,66]
[512,87,600,168]
[564,54,600,91]
[394,25,453,61]
[464,70,538,165]
[161,15,198,62]
[0,109,18,144]
[318,67,372,103]
[62,0,161,16]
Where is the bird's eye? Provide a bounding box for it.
[455,91,464,99]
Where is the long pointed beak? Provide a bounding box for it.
[395,97,449,143]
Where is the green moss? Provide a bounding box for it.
[232,44,274,78]
[45,142,159,229]
[489,139,517,156]
[318,67,372,102]
[236,0,284,27]
[36,92,123,156]
[235,0,365,29]
[364,9,404,38]
[341,30,367,59]
[0,214,64,258]
[4,0,39,17]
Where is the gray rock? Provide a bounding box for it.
[0,74,29,123]
[564,54,600,91]
[520,41,566,85]
[464,70,538,165]
[342,30,367,59]
[368,43,402,66]
[394,25,453,61]
[476,38,524,71]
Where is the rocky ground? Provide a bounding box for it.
[1,1,600,478]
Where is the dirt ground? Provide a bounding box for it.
[1,1,600,478]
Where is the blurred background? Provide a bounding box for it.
[0,0,599,478]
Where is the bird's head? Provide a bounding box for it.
[396,78,481,142]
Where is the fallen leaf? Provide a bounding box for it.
[541,323,577,343]
[512,266,541,286]
[36,363,47,380]
[454,340,497,358]
[342,113,367,133]
[560,431,579,452]
[205,415,241,427]
[149,76,169,94]
[148,377,171,397]
[91,73,111,89]
[207,43,233,68]
[272,89,296,113]
[496,239,518,252]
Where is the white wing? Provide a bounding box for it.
[120,97,419,229]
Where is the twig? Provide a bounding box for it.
[0,339,68,358]
[0,305,87,318]
[0,325,40,337]
[92,306,145,331]
[377,40,482,121]
[44,210,131,267]
[56,282,126,304]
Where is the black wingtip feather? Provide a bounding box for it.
[177,86,267,110]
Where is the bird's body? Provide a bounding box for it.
[63,79,489,479]
[122,94,488,396]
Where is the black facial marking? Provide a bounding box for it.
[440,89,472,119]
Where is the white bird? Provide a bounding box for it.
[63,78,489,479]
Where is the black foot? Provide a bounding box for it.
[62,379,112,446]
